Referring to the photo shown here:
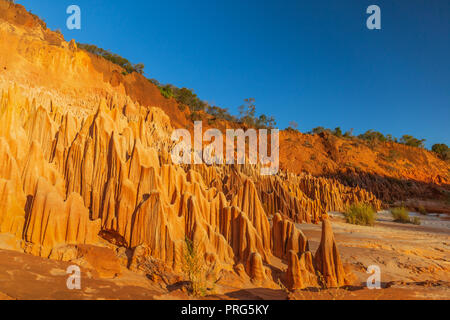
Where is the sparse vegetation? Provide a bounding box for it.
[308,127,331,135]
[148,79,275,127]
[7,1,48,29]
[174,87,207,112]
[159,85,174,99]
[386,149,400,162]
[391,207,410,223]
[207,105,237,122]
[411,216,421,225]
[286,121,300,132]
[95,52,276,125]
[183,237,206,297]
[333,127,343,138]
[189,111,203,122]
[74,35,435,152]
[399,135,426,148]
[238,98,277,129]
[344,203,376,226]
[9,0,443,159]
[432,143,449,161]
[358,130,396,143]
[77,43,145,75]
[378,149,401,163]
[343,128,354,138]
[305,125,432,152]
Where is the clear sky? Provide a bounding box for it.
[17,0,450,148]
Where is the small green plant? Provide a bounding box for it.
[390,207,411,223]
[411,216,421,225]
[159,85,174,99]
[183,237,206,297]
[344,203,376,226]
[333,127,343,138]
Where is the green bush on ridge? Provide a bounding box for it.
[77,43,145,75]
[432,143,450,161]
[76,43,441,151]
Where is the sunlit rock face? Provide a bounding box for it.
[0,0,393,287]
[0,86,377,286]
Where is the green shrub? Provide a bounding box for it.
[390,207,410,223]
[358,130,387,143]
[77,43,145,75]
[308,127,331,135]
[183,237,206,297]
[207,105,236,122]
[166,87,208,112]
[399,135,426,148]
[344,204,376,226]
[238,98,276,129]
[343,129,354,138]
[333,127,343,137]
[159,85,174,99]
[432,144,449,161]
[411,216,421,225]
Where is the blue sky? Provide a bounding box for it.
[17,0,449,147]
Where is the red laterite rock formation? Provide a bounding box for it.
[1,0,447,293]
[315,217,346,288]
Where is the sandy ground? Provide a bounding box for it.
[0,212,449,300]
[310,211,450,284]
[292,211,450,300]
[0,248,164,300]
